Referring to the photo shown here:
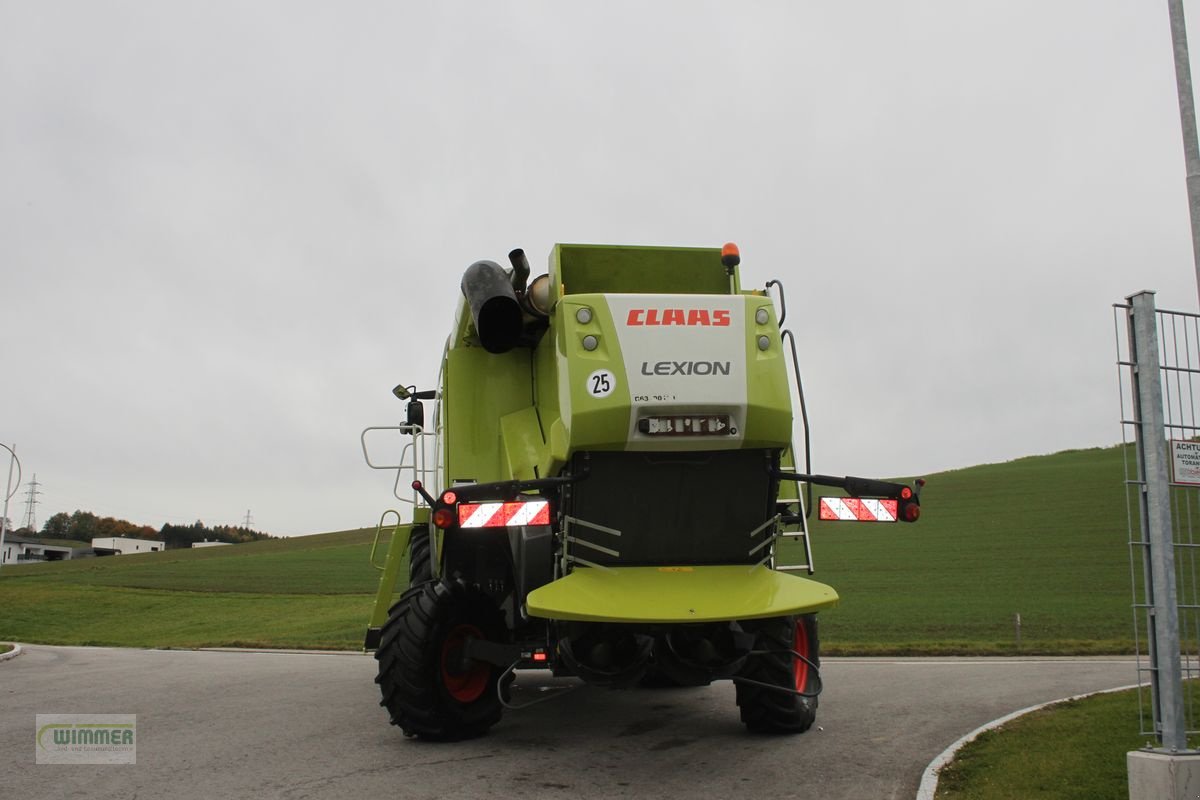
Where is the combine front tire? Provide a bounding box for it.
[374,579,505,740]
[735,614,820,734]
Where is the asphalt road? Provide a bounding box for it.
[1,645,1135,800]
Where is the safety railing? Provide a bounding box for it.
[766,278,815,574]
[560,515,622,573]
[360,423,442,507]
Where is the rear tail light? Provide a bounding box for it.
[432,497,552,530]
[819,496,920,523]
[432,507,457,529]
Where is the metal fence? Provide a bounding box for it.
[1116,291,1200,751]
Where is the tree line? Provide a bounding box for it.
[23,510,274,549]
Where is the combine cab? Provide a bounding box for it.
[361,243,921,739]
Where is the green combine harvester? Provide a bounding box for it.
[361,243,922,740]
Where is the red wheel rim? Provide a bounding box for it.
[792,619,810,692]
[440,624,489,703]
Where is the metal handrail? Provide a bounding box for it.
[780,329,813,517]
[360,424,442,506]
[561,514,620,573]
[765,278,787,326]
[370,509,402,571]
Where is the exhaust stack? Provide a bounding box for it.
[461,260,523,354]
[507,248,530,293]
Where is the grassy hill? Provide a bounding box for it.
[0,529,394,649]
[787,444,1132,654]
[0,445,1135,653]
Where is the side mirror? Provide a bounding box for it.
[406,399,425,431]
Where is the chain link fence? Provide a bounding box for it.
[1116,291,1200,750]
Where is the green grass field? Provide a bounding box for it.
[0,529,393,648]
[0,444,1136,653]
[934,688,1148,799]
[791,444,1133,655]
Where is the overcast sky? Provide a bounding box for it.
[2,1,1196,536]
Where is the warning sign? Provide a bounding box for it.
[1171,440,1200,486]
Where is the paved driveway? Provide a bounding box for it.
[0,645,1136,799]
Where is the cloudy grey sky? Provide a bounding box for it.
[1,1,1194,536]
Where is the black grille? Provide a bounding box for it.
[565,450,775,566]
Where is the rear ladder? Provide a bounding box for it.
[766,279,815,575]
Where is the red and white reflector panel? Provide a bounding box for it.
[457,500,551,528]
[818,497,898,523]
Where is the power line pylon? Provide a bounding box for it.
[21,474,41,531]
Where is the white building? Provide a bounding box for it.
[191,540,232,548]
[91,537,165,555]
[1,535,77,564]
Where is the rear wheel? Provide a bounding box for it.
[375,579,505,740]
[735,614,820,734]
[407,525,432,586]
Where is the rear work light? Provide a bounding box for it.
[637,414,734,436]
[458,499,551,528]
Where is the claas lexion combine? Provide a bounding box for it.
[360,243,922,740]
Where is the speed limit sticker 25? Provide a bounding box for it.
[586,369,615,398]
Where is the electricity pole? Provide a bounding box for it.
[21,474,41,532]
[0,444,21,572]
[1167,0,1200,307]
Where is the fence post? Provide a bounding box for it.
[1128,290,1188,752]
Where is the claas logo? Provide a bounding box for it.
[626,308,731,327]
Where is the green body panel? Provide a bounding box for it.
[739,296,794,448]
[533,324,568,476]
[551,243,734,297]
[443,342,532,485]
[367,522,413,632]
[437,244,794,483]
[525,565,839,623]
[554,293,793,453]
[555,294,632,452]
[499,407,548,481]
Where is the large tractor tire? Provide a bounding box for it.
[408,524,432,586]
[734,614,820,734]
[374,579,506,740]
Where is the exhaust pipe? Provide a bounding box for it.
[507,248,530,294]
[461,260,523,354]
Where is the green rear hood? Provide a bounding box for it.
[525,565,839,623]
